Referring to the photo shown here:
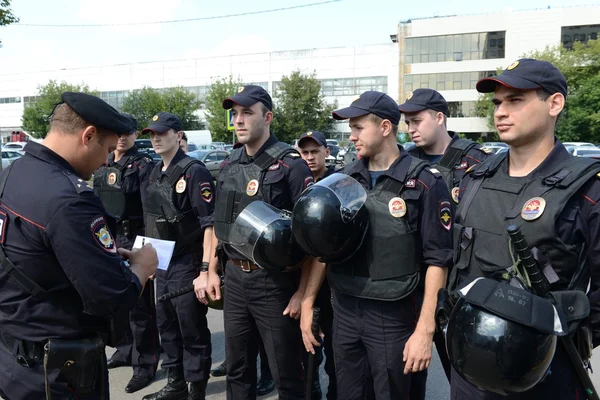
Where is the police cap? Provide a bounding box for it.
[476,58,567,98]
[332,91,400,125]
[222,85,273,111]
[142,112,183,135]
[120,112,138,134]
[398,88,449,116]
[60,92,135,136]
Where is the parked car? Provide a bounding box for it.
[327,144,342,165]
[326,139,339,147]
[563,142,596,147]
[188,150,230,178]
[2,150,22,169]
[343,143,359,165]
[2,142,27,154]
[481,142,508,148]
[571,147,600,159]
[135,139,153,152]
[211,142,226,150]
[401,142,416,151]
[187,142,198,152]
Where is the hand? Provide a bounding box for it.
[300,302,321,354]
[402,329,434,374]
[118,243,158,279]
[283,290,303,320]
[206,271,222,302]
[193,272,209,304]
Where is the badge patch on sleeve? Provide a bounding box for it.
[303,176,314,189]
[91,216,116,253]
[405,179,416,188]
[0,211,8,244]
[456,161,468,170]
[439,201,452,231]
[200,182,213,203]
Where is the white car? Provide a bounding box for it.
[2,150,22,169]
[2,142,27,154]
[563,142,596,147]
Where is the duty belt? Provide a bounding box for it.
[0,330,46,367]
[230,259,261,272]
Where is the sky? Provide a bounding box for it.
[0,0,598,75]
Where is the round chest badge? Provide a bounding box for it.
[175,178,186,194]
[388,197,407,218]
[521,197,546,221]
[452,187,460,203]
[246,179,259,196]
[107,172,117,185]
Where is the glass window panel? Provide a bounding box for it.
[462,73,470,89]
[405,83,413,92]
[420,82,429,88]
[428,74,436,88]
[446,81,453,90]
[406,38,415,56]
[421,54,429,63]
[437,36,445,53]
[430,37,437,53]
[405,55,413,64]
[404,75,413,84]
[436,81,445,91]
[454,35,462,52]
[446,36,454,55]
[420,37,429,54]
[413,54,421,63]
[462,34,471,53]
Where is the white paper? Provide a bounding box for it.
[132,236,176,271]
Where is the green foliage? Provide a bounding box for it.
[204,76,244,143]
[474,40,600,142]
[271,70,338,144]
[121,86,203,135]
[21,80,99,138]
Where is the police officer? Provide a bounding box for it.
[297,130,337,400]
[399,88,491,204]
[302,91,454,400]
[180,132,189,153]
[142,112,215,400]
[93,114,160,393]
[0,92,158,399]
[201,84,314,399]
[449,58,600,399]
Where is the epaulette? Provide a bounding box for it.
[479,146,493,154]
[287,152,301,158]
[65,172,93,194]
[427,167,441,175]
[465,164,477,174]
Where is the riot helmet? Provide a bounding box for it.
[228,201,305,271]
[291,174,368,263]
[445,278,565,395]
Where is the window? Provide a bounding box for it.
[403,71,495,93]
[205,152,218,162]
[216,152,228,161]
[0,97,21,104]
[405,31,506,64]
[446,101,479,118]
[562,24,600,49]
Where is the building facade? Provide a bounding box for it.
[394,4,600,138]
[0,43,398,142]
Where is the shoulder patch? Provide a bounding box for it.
[428,167,440,175]
[200,182,213,203]
[90,216,117,253]
[66,172,93,194]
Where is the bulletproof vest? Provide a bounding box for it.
[214,141,295,243]
[145,157,204,256]
[328,157,428,301]
[410,138,477,189]
[93,154,145,220]
[450,152,600,292]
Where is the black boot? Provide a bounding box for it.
[256,376,275,396]
[210,360,227,377]
[188,382,207,400]
[142,367,188,400]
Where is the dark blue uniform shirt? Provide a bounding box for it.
[345,145,454,270]
[459,140,600,346]
[0,142,142,342]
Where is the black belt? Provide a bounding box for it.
[0,330,46,367]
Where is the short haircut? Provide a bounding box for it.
[181,132,188,141]
[368,113,399,135]
[50,103,90,134]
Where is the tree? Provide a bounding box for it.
[271,70,337,144]
[121,86,203,134]
[204,76,244,143]
[21,80,99,138]
[1,0,19,45]
[474,40,600,142]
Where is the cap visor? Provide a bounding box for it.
[141,123,171,135]
[222,95,258,110]
[398,103,427,114]
[332,106,370,120]
[476,76,540,93]
[297,136,322,147]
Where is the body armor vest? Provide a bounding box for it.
[145,157,204,256]
[410,138,477,189]
[93,154,146,221]
[450,152,600,292]
[328,157,428,301]
[214,141,294,244]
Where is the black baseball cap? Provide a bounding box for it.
[332,91,400,125]
[60,92,134,136]
[398,88,449,116]
[141,112,182,135]
[222,85,273,111]
[476,58,567,97]
[298,131,327,148]
[120,112,138,134]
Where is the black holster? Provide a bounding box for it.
[43,335,107,399]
